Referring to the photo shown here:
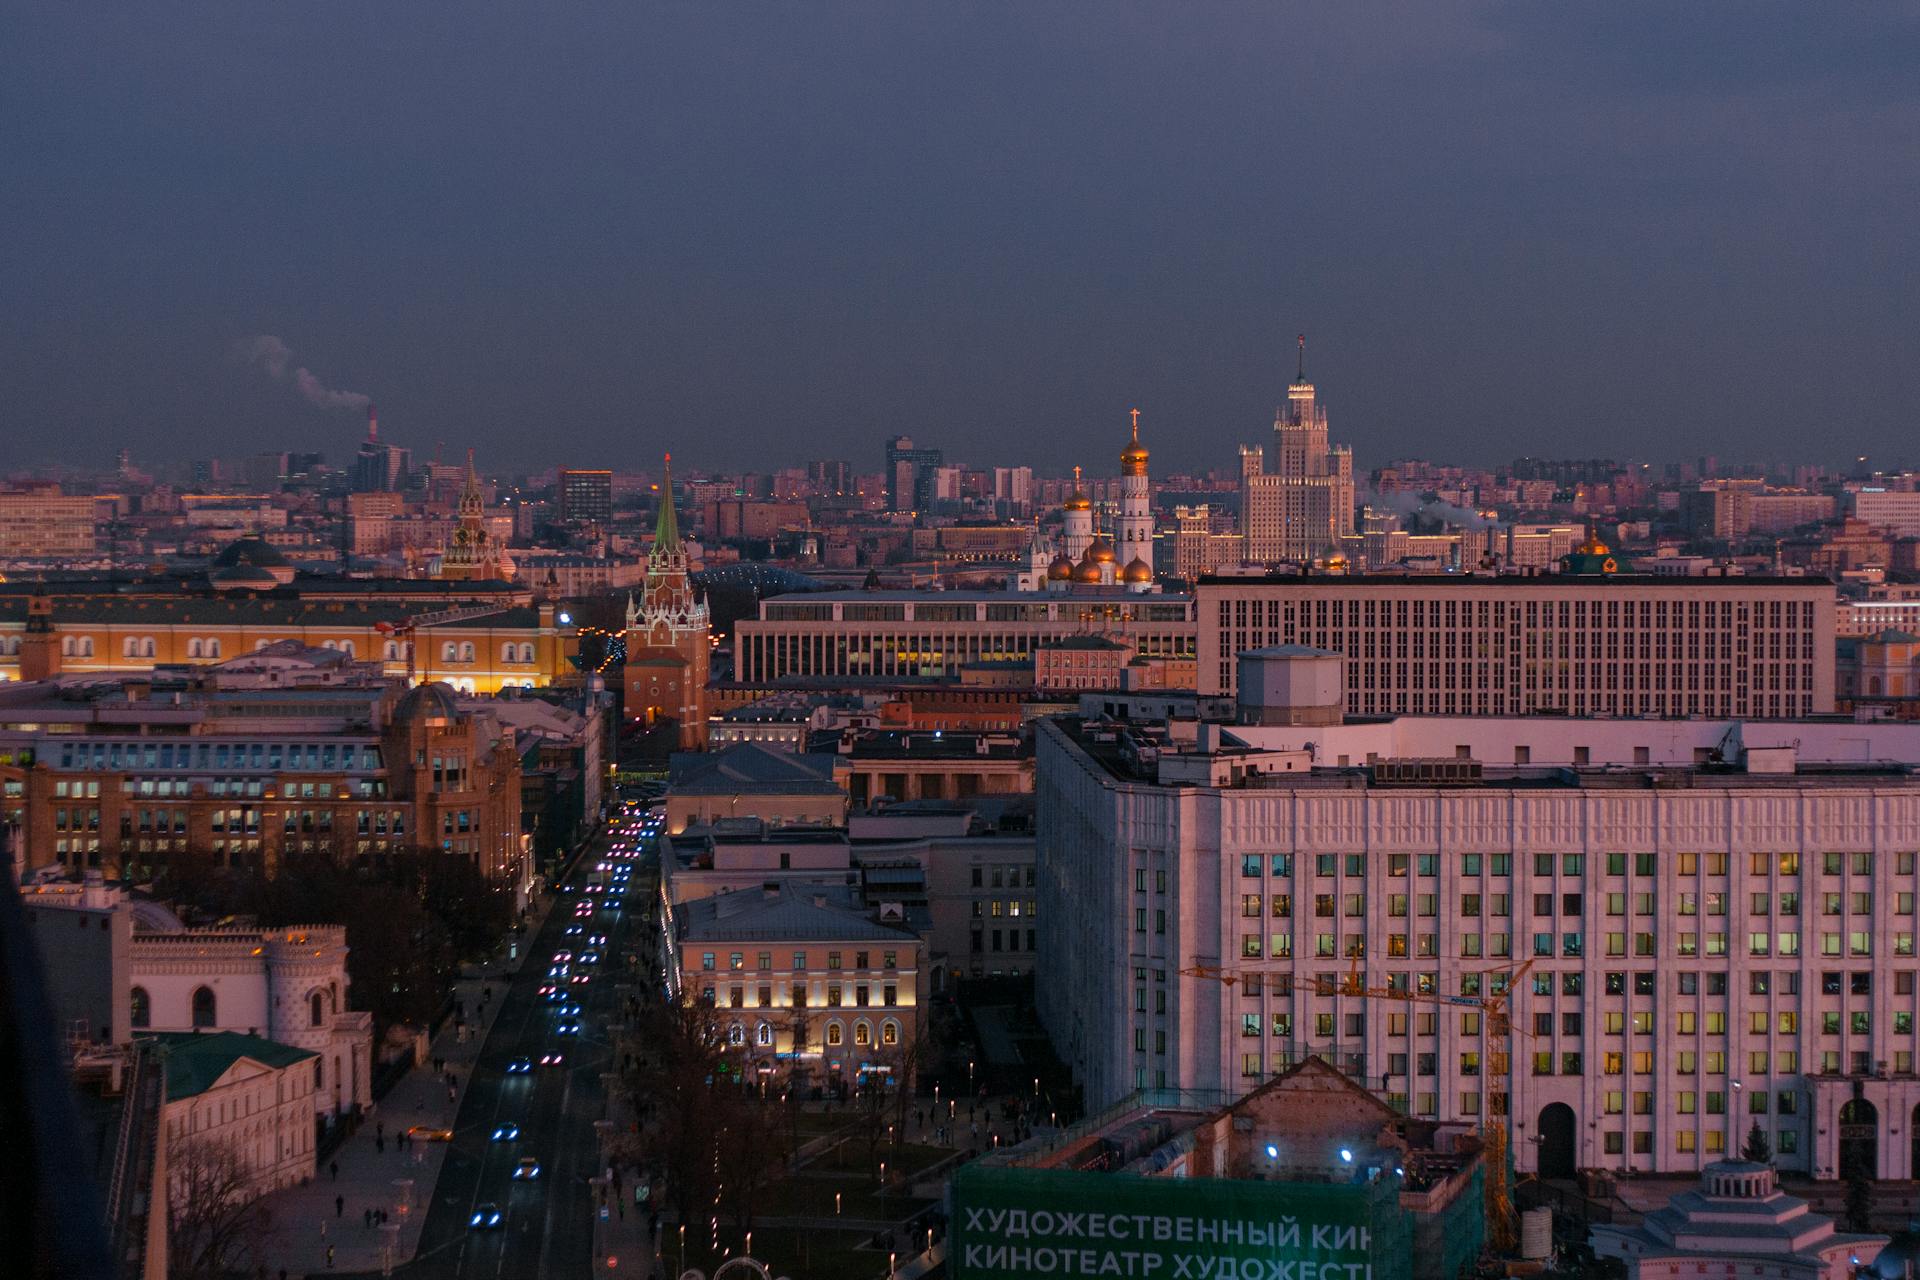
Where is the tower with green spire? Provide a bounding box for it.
[625,453,711,747]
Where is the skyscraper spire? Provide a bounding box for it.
[1296,333,1306,384]
[367,404,378,443]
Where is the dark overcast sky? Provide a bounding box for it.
[4,3,1916,477]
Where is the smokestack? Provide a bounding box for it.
[367,404,378,443]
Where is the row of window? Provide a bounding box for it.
[1229,928,1918,960]
[1234,851,1912,880]
[704,982,903,1009]
[700,949,901,971]
[56,741,383,773]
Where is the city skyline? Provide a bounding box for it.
[6,4,1917,473]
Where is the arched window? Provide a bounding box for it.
[187,638,203,659]
[383,641,401,662]
[756,1022,773,1047]
[881,1019,900,1047]
[124,637,140,657]
[853,1020,872,1047]
[519,643,535,664]
[321,640,337,651]
[727,1023,746,1046]
[310,992,325,1027]
[78,637,93,657]
[206,639,221,658]
[458,641,475,662]
[455,678,475,693]
[826,1021,844,1047]
[501,641,516,663]
[130,987,150,1029]
[441,641,457,663]
[191,985,216,1028]
[61,637,75,657]
[338,640,354,657]
[142,637,156,657]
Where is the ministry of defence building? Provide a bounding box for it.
[1038,655,1920,1181]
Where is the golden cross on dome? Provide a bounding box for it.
[1129,407,1140,439]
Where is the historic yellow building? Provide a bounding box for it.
[0,540,575,694]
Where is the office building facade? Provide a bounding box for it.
[1036,712,1920,1179]
[1197,570,1836,719]
[734,590,1196,685]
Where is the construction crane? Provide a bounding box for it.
[374,603,513,685]
[1180,953,1536,1255]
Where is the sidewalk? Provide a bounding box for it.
[258,897,552,1278]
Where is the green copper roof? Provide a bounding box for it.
[653,454,681,556]
[143,1031,316,1101]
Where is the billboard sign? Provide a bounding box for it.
[949,1166,1403,1280]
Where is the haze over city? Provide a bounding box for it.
[6,3,1918,474]
[13,8,1920,1280]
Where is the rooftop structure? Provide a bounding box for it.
[1592,1160,1884,1280]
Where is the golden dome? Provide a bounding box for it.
[1120,409,1149,477]
[1071,555,1104,584]
[1121,556,1153,584]
[1325,552,1348,569]
[1047,552,1075,581]
[1064,464,1092,511]
[1577,534,1611,555]
[1089,535,1116,564]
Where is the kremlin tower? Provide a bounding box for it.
[624,454,712,748]
[437,450,510,581]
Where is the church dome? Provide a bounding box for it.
[1121,413,1149,477]
[212,536,290,570]
[210,564,277,591]
[1064,490,1091,513]
[1071,554,1104,584]
[1577,534,1611,556]
[393,680,461,724]
[1047,552,1075,581]
[1089,535,1116,564]
[1121,556,1153,584]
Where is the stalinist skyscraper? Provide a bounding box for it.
[1237,336,1355,563]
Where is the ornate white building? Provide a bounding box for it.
[129,902,372,1122]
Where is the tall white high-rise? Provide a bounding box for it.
[1239,335,1355,563]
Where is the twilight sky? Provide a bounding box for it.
[4,3,1916,477]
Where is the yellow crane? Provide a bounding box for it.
[1180,953,1536,1254]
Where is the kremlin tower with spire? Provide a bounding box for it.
[624,454,711,748]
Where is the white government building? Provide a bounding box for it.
[1038,648,1920,1181]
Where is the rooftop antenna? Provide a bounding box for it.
[1296,333,1306,383]
[367,404,378,443]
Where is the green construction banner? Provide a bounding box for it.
[949,1165,1406,1280]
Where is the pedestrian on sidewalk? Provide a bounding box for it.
[326,1244,334,1269]
[375,1135,384,1154]
[335,1194,344,1218]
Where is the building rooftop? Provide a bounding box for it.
[667,743,845,795]
[677,883,918,945]
[142,1031,317,1102]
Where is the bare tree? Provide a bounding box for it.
[166,1136,272,1280]
[712,1084,785,1242]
